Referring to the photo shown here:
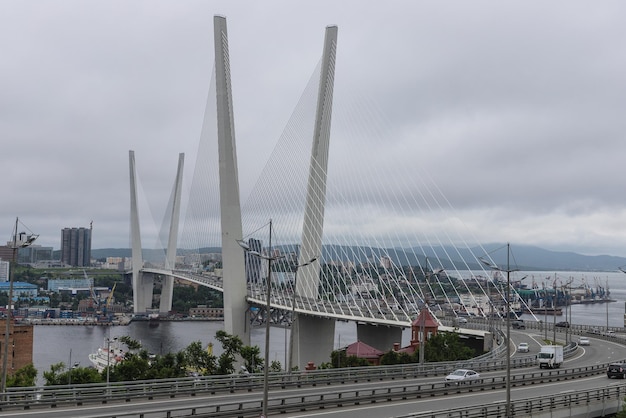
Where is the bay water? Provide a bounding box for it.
[31,270,626,385]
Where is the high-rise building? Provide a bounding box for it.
[0,246,13,263]
[0,320,34,377]
[17,245,53,264]
[60,226,92,267]
[0,260,8,282]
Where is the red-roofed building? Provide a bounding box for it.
[410,307,439,347]
[346,308,441,361]
[345,340,384,365]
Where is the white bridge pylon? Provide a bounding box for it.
[128,16,341,367]
[129,151,184,316]
[130,16,408,368]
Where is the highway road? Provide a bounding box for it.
[276,331,626,417]
[1,330,625,417]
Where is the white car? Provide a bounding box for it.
[578,337,590,346]
[518,342,530,353]
[445,369,480,384]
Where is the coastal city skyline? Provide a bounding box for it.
[2,2,626,257]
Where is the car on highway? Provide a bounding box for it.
[607,363,626,379]
[517,342,530,353]
[578,337,590,346]
[445,369,480,385]
[512,319,525,329]
[555,321,570,328]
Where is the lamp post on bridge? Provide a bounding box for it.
[552,273,557,344]
[288,256,317,373]
[564,278,573,345]
[480,243,517,418]
[420,268,443,365]
[237,219,280,418]
[1,218,38,395]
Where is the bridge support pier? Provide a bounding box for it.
[139,273,155,314]
[292,316,335,370]
[357,324,403,353]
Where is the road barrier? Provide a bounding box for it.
[0,362,614,416]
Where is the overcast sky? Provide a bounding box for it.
[2,1,626,257]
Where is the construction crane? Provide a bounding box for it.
[102,283,116,319]
[85,270,99,313]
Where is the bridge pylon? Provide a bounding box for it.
[214,15,249,345]
[128,151,184,315]
[292,25,339,370]
[159,153,185,314]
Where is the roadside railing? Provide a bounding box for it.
[398,383,626,417]
[3,363,613,417]
[0,353,539,411]
[2,318,617,412]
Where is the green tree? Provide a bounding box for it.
[43,362,65,386]
[379,350,400,365]
[345,355,370,367]
[330,349,347,368]
[215,330,243,375]
[108,351,151,381]
[48,292,60,308]
[67,367,103,384]
[424,332,475,362]
[119,335,142,350]
[145,352,186,379]
[42,362,102,385]
[269,360,282,372]
[184,341,217,376]
[239,345,262,374]
[6,363,37,387]
[172,286,223,314]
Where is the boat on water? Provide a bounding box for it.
[88,337,126,372]
[132,311,160,326]
[523,306,563,315]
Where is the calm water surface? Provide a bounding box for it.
[33,320,358,385]
[32,270,626,384]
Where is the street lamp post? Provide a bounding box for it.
[480,243,516,418]
[288,257,317,373]
[1,218,38,395]
[543,296,548,340]
[552,274,557,344]
[564,279,573,344]
[419,305,426,365]
[106,335,111,385]
[237,220,279,418]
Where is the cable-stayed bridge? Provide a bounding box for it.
[128,16,538,368]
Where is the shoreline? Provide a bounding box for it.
[20,316,223,326]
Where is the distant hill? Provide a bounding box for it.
[418,244,626,272]
[91,247,222,263]
[90,244,626,272]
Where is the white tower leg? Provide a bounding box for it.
[160,153,185,314]
[294,26,338,369]
[214,16,249,344]
[129,150,152,314]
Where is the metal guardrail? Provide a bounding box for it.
[8,363,611,417]
[1,319,586,411]
[1,319,615,414]
[0,354,539,411]
[399,384,626,418]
